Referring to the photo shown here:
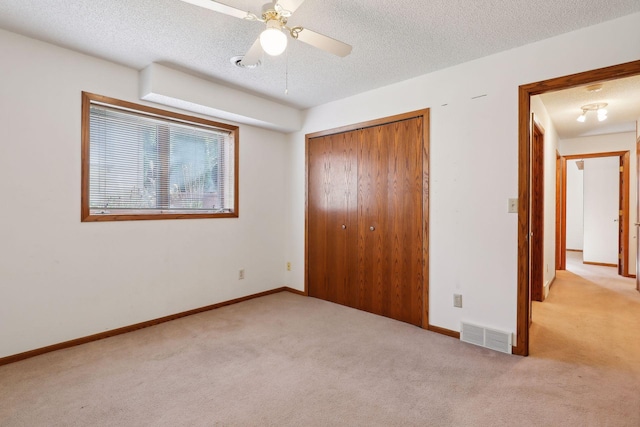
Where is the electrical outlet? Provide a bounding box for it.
[238,269,245,280]
[286,262,291,271]
[453,294,463,308]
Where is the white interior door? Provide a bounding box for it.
[583,157,619,265]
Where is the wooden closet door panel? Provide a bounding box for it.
[358,118,423,326]
[308,132,358,306]
[357,125,390,316]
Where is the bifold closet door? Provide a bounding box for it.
[307,131,358,307]
[358,118,423,326]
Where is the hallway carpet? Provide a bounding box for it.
[530,251,640,372]
[1,261,639,425]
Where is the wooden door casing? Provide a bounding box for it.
[555,151,565,271]
[637,133,640,291]
[619,155,624,275]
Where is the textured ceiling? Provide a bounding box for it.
[539,75,640,139]
[1,0,639,110]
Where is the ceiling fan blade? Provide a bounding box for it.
[179,0,250,20]
[275,0,306,14]
[239,38,264,67]
[295,28,352,57]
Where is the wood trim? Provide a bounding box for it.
[519,61,640,96]
[428,324,461,339]
[563,151,629,160]
[559,156,568,269]
[583,261,618,268]
[284,287,307,296]
[233,117,240,220]
[515,85,531,356]
[517,59,640,357]
[0,287,299,367]
[83,212,239,222]
[304,133,310,296]
[81,93,91,222]
[422,109,431,329]
[637,135,640,291]
[80,92,240,222]
[82,92,239,132]
[561,156,567,267]
[548,275,556,290]
[305,109,430,139]
[555,151,564,270]
[621,152,630,276]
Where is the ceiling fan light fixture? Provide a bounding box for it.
[260,20,288,56]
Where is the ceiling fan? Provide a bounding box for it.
[179,0,352,66]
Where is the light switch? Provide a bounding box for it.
[508,198,518,213]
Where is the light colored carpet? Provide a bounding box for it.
[530,251,640,372]
[1,262,639,426]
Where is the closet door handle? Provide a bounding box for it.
[341,224,347,230]
[369,226,375,231]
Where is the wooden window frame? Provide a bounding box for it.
[81,92,239,222]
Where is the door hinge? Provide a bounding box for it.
[620,166,624,172]
[620,210,623,216]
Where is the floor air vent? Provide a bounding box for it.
[461,322,512,354]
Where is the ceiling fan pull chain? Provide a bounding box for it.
[285,48,289,95]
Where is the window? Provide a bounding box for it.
[81,92,238,221]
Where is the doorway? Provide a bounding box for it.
[556,151,631,276]
[516,59,640,356]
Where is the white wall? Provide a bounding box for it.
[0,29,289,358]
[566,162,584,250]
[285,12,640,336]
[530,96,560,295]
[583,157,620,264]
[560,132,637,273]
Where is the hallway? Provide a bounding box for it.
[530,251,640,373]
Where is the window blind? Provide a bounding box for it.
[88,103,235,215]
